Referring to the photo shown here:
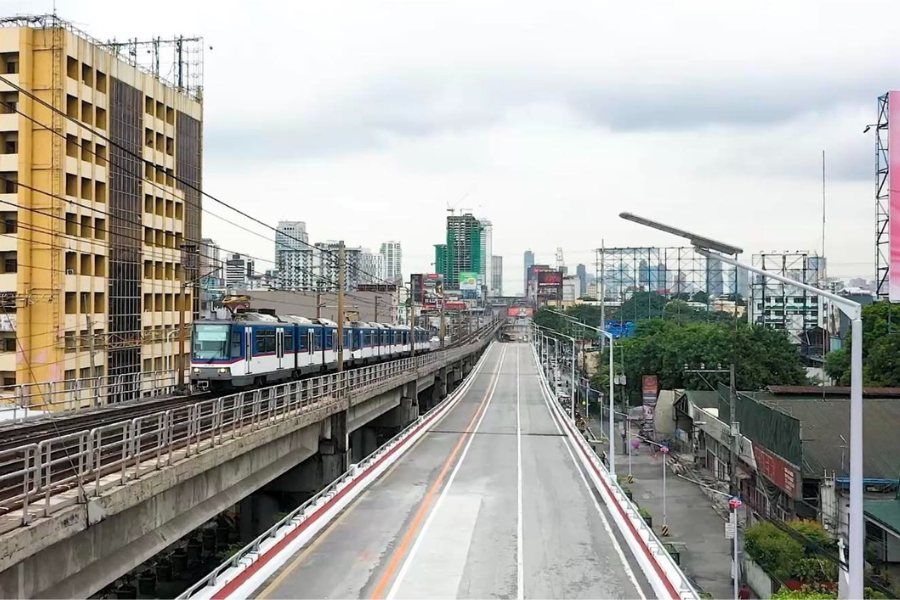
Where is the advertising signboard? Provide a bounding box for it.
[641,375,659,437]
[751,442,799,499]
[423,273,443,309]
[537,270,563,287]
[507,306,535,318]
[445,301,467,311]
[459,272,479,291]
[410,274,425,304]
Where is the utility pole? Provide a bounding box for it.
[409,275,415,359]
[729,362,738,497]
[178,243,197,391]
[374,294,379,322]
[86,314,95,398]
[337,241,345,373]
[599,240,606,352]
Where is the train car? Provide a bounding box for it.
[191,313,434,391]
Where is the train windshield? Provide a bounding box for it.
[193,324,231,360]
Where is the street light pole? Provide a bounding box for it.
[621,211,865,599]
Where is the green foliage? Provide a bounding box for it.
[638,506,652,519]
[745,521,806,581]
[594,319,808,403]
[827,302,900,386]
[792,558,837,585]
[771,586,836,599]
[790,520,838,553]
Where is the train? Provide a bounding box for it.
[190,313,432,391]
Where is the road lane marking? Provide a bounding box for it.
[516,343,524,600]
[370,344,508,600]
[255,344,498,600]
[529,348,647,600]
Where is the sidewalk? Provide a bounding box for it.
[586,415,734,599]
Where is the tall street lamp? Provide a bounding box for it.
[533,323,578,422]
[621,212,865,599]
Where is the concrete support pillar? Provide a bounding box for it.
[350,426,380,462]
[239,492,280,542]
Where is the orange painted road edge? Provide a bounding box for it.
[369,348,505,599]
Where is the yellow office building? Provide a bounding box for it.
[0,15,203,406]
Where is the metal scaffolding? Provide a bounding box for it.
[749,252,825,346]
[597,247,740,317]
[876,93,890,299]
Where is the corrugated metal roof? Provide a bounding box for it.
[866,499,900,536]
[752,393,900,480]
[767,385,900,398]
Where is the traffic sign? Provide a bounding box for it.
[725,522,735,539]
[728,496,742,510]
[660,445,670,455]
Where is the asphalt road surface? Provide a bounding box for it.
[255,342,652,599]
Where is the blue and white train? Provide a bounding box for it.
[190,313,432,391]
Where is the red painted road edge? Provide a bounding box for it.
[554,402,682,600]
[211,383,461,600]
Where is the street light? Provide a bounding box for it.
[621,211,865,599]
[539,309,618,479]
[533,323,577,422]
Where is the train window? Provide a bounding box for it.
[325,330,333,350]
[193,324,230,360]
[257,330,275,354]
[284,330,294,352]
[230,330,242,357]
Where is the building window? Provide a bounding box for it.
[1,253,15,273]
[0,212,15,234]
[1,132,17,155]
[0,92,17,115]
[96,71,107,94]
[2,337,14,352]
[1,172,16,194]
[64,331,76,353]
[1,373,14,387]
[1,52,19,75]
[66,56,78,79]
[81,63,93,87]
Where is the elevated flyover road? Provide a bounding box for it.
[252,342,652,599]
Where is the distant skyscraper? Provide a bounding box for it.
[315,241,362,292]
[480,220,493,290]
[576,264,587,298]
[445,213,483,288]
[524,250,535,294]
[199,238,221,281]
[491,255,503,296]
[275,221,312,290]
[359,249,384,285]
[380,241,402,283]
[226,253,254,289]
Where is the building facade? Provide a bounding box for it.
[749,252,825,345]
[445,213,482,288]
[314,241,361,292]
[491,255,503,296]
[379,240,402,284]
[0,17,203,399]
[524,250,534,295]
[576,263,587,298]
[198,238,220,281]
[358,249,384,286]
[479,219,492,293]
[225,254,253,289]
[274,220,311,290]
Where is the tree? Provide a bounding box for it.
[823,302,900,386]
[594,319,808,404]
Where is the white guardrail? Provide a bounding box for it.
[0,325,498,536]
[177,342,496,600]
[530,343,699,600]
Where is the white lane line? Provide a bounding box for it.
[516,343,524,600]
[386,344,509,600]
[528,349,647,600]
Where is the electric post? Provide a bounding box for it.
[337,241,345,373]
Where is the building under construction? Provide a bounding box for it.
[0,15,203,403]
[444,213,482,289]
[749,252,826,347]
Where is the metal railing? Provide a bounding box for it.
[0,370,183,423]
[0,322,498,536]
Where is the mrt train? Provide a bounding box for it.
[190,313,431,391]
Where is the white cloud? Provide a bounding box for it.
[14,0,897,291]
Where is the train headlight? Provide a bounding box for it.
[192,368,200,374]
[217,368,229,374]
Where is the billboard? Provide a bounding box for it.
[507,306,534,318]
[537,270,563,287]
[423,273,443,309]
[445,301,467,310]
[641,375,659,438]
[410,274,425,304]
[891,91,900,301]
[459,271,479,291]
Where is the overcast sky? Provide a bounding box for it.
[8,0,897,292]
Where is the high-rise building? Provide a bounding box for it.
[524,250,535,294]
[480,219,492,292]
[358,249,384,285]
[275,221,312,290]
[315,241,361,291]
[576,264,587,298]
[379,241,402,283]
[491,255,503,296]
[226,254,254,289]
[0,16,203,395]
[435,244,447,279]
[706,257,724,297]
[445,213,482,288]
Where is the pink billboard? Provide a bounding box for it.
[891,91,900,302]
